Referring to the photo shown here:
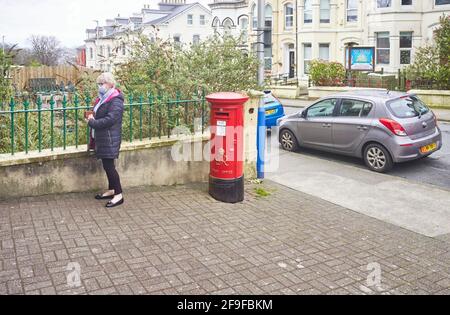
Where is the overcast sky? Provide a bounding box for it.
[0,0,211,48]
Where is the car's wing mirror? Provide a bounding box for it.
[300,110,307,118]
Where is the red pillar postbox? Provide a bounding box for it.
[207,92,249,203]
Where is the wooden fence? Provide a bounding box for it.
[10,65,99,91]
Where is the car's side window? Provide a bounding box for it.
[339,99,373,117]
[306,99,337,118]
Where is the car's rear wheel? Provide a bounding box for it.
[280,129,299,152]
[364,143,393,173]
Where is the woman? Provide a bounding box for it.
[86,72,125,208]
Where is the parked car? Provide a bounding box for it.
[277,90,442,173]
[263,91,285,128]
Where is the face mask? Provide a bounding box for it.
[99,86,109,96]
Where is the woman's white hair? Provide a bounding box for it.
[96,72,116,87]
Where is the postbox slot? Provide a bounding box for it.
[215,112,230,117]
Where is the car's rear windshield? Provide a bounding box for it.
[263,93,278,105]
[387,96,430,118]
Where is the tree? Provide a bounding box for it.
[309,60,346,86]
[29,35,63,66]
[0,45,17,103]
[115,32,259,97]
[406,15,450,90]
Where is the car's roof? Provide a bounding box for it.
[325,89,410,102]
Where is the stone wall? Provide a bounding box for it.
[408,90,450,109]
[0,136,210,200]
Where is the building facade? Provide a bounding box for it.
[208,0,250,50]
[247,0,450,84]
[85,1,213,71]
[365,0,450,74]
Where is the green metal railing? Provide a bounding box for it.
[0,90,209,156]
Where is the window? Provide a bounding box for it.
[212,17,220,34]
[304,0,312,24]
[347,0,358,22]
[303,43,312,74]
[200,15,205,26]
[436,0,450,5]
[240,17,248,43]
[89,48,93,59]
[99,46,104,57]
[193,35,200,45]
[400,32,413,64]
[388,96,429,118]
[339,100,373,117]
[320,0,330,23]
[402,0,412,5]
[319,44,330,61]
[265,5,273,29]
[264,47,272,70]
[107,46,111,58]
[376,32,390,64]
[187,14,193,25]
[307,99,338,118]
[252,5,257,29]
[377,0,391,8]
[173,35,181,48]
[223,19,233,37]
[285,3,294,29]
[122,43,126,56]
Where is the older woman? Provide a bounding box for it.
[86,73,125,208]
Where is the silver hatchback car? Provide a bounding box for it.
[278,90,443,173]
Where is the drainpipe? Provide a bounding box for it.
[257,0,265,87]
[295,0,298,81]
[256,0,266,179]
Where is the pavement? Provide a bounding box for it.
[279,99,450,122]
[265,146,450,238]
[1,182,449,295]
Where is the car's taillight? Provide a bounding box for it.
[379,118,408,136]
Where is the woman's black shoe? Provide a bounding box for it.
[95,194,114,200]
[106,198,124,208]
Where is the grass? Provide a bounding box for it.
[255,187,271,198]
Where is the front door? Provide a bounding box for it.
[289,51,295,78]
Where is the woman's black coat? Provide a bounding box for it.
[88,93,124,159]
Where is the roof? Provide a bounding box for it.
[326,89,409,102]
[144,3,199,25]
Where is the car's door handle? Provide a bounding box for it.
[322,123,332,128]
[358,126,368,131]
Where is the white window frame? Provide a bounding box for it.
[400,32,413,65]
[376,32,390,65]
[319,43,330,61]
[303,43,312,74]
[320,0,330,24]
[252,5,257,29]
[239,16,249,43]
[193,35,200,45]
[187,14,193,25]
[285,3,294,29]
[200,15,205,26]
[377,0,392,8]
[346,0,358,22]
[304,0,313,24]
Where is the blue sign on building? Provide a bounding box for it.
[349,47,375,72]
